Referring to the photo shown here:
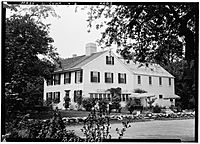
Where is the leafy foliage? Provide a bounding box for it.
[81,110,111,142]
[85,3,197,109]
[4,6,60,122]
[63,96,71,109]
[82,98,96,111]
[4,110,82,142]
[107,87,122,112]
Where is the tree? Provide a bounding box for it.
[4,6,60,121]
[85,3,198,109]
[107,87,122,112]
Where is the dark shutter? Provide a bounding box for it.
[105,73,107,83]
[118,73,120,83]
[91,71,93,82]
[64,73,66,84]
[46,93,48,100]
[124,74,126,84]
[111,73,113,83]
[98,72,100,83]
[112,56,114,65]
[106,56,108,64]
[80,70,83,83]
[75,71,77,83]
[74,91,76,102]
[58,92,60,102]
[69,72,71,83]
[59,74,61,84]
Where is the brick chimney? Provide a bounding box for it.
[72,54,77,57]
[85,43,97,56]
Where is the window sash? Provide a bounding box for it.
[75,70,83,83]
[106,56,114,65]
[91,71,100,82]
[54,74,61,85]
[119,73,126,83]
[105,72,113,83]
[64,72,71,84]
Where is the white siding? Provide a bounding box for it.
[44,71,83,109]
[133,74,175,107]
[82,51,133,98]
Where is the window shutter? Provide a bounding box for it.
[91,71,93,82]
[106,56,108,64]
[105,73,107,83]
[124,74,126,84]
[74,91,76,102]
[46,93,48,100]
[59,74,61,84]
[98,72,100,83]
[80,90,82,96]
[111,73,113,83]
[64,73,66,84]
[80,70,83,83]
[118,73,120,83]
[58,92,60,102]
[69,72,71,83]
[112,56,114,65]
[75,71,77,83]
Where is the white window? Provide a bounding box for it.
[91,71,100,83]
[75,70,83,83]
[105,72,113,83]
[118,73,126,84]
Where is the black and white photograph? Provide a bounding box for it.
[1,1,198,142]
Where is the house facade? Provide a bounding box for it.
[44,43,178,110]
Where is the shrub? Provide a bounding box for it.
[126,99,136,114]
[63,96,70,109]
[82,98,96,111]
[153,105,162,113]
[4,110,82,142]
[98,99,108,114]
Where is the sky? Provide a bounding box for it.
[45,5,113,58]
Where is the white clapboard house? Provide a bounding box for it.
[44,43,180,110]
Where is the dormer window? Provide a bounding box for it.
[106,56,114,65]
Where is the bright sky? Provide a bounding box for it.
[46,5,113,58]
